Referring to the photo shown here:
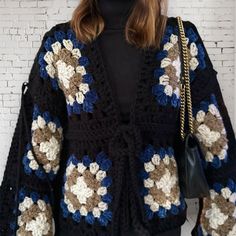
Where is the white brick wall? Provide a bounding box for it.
[0,1,235,235]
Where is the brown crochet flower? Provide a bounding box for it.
[143,151,181,212]
[193,99,228,163]
[30,112,63,175]
[200,187,236,235]
[16,196,53,236]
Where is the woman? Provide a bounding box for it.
[0,0,235,235]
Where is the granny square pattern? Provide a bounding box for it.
[60,152,113,226]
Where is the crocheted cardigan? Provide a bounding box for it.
[0,16,236,236]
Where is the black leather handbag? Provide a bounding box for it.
[175,16,210,198]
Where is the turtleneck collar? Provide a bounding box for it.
[97,0,136,30]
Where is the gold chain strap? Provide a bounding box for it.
[177,16,194,140]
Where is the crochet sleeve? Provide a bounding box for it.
[183,21,236,236]
[0,27,66,235]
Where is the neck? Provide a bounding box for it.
[97,0,136,30]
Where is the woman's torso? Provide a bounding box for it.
[51,15,185,236]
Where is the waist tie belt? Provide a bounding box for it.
[108,124,149,236]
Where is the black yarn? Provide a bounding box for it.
[0,17,236,236]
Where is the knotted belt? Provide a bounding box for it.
[108,123,150,236]
[64,121,151,235]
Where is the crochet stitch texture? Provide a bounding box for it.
[0,17,236,236]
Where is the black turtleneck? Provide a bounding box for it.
[98,0,135,30]
[96,0,142,124]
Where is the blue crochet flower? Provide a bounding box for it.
[153,23,206,108]
[11,187,53,234]
[22,104,63,180]
[192,94,228,169]
[139,144,186,220]
[61,152,113,226]
[38,28,98,116]
[153,25,181,108]
[197,179,236,236]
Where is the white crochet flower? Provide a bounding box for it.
[97,187,107,196]
[172,56,181,78]
[144,178,154,188]
[161,58,172,68]
[92,207,101,218]
[141,147,182,215]
[159,75,170,86]
[29,160,39,170]
[197,124,221,147]
[71,48,82,58]
[44,51,54,64]
[63,155,112,222]
[164,84,173,96]
[218,149,227,160]
[48,121,56,133]
[209,104,221,118]
[205,151,214,162]
[144,194,154,205]
[98,202,108,211]
[66,162,75,176]
[162,200,172,210]
[196,110,206,123]
[76,65,87,75]
[75,91,85,104]
[155,170,177,195]
[221,187,232,199]
[96,170,106,181]
[18,197,33,212]
[18,215,24,227]
[89,162,99,174]
[63,39,73,51]
[37,199,46,212]
[37,116,46,129]
[22,197,34,209]
[40,31,98,115]
[17,196,53,236]
[31,120,39,131]
[209,189,218,200]
[46,64,56,79]
[77,162,87,173]
[27,150,34,160]
[170,34,178,44]
[51,41,62,55]
[205,203,228,230]
[39,136,60,161]
[144,162,155,172]
[190,42,198,57]
[163,155,170,165]
[25,212,51,236]
[79,82,90,94]
[29,111,63,177]
[190,57,199,71]
[56,60,75,89]
[70,176,94,204]
[163,42,174,51]
[150,202,160,212]
[67,94,75,105]
[151,154,161,165]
